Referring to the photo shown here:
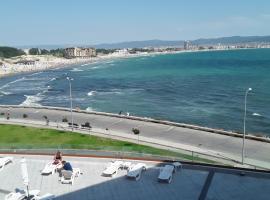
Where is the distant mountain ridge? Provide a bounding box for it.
[16,35,270,49]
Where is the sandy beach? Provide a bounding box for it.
[0,49,201,78]
[0,54,116,78]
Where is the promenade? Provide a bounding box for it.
[0,106,270,169]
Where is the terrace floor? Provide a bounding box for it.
[0,154,269,200]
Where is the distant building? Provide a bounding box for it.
[64,47,96,58]
[184,41,191,50]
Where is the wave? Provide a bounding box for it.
[28,72,43,77]
[20,94,43,107]
[87,88,144,97]
[87,91,97,96]
[0,91,12,95]
[252,113,262,117]
[0,77,26,90]
[81,62,94,67]
[86,107,96,112]
[90,66,101,70]
[70,68,84,72]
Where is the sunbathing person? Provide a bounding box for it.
[61,160,73,172]
[53,150,62,164]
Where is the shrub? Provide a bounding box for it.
[85,122,91,127]
[132,128,140,135]
[62,117,68,122]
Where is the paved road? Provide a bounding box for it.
[0,106,270,168]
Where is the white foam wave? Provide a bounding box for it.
[87,91,97,96]
[81,62,93,67]
[28,72,43,76]
[86,107,95,112]
[252,113,262,117]
[20,93,43,107]
[0,77,26,90]
[87,88,144,97]
[70,68,83,72]
[0,91,12,95]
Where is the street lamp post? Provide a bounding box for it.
[67,77,74,131]
[241,87,252,165]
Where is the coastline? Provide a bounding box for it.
[1,47,267,78]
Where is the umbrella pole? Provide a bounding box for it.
[26,185,30,198]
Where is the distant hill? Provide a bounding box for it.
[93,36,270,49]
[16,35,270,49]
[192,36,270,45]
[93,40,183,49]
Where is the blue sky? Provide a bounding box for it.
[1,0,270,46]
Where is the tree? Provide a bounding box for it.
[29,48,40,55]
[50,48,65,57]
[0,46,25,58]
[132,128,140,144]
[62,117,68,122]
[40,49,49,55]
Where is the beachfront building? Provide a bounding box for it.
[184,40,191,50]
[64,47,96,58]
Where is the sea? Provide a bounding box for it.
[0,48,270,135]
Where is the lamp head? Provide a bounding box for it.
[248,88,252,91]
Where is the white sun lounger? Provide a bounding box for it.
[61,168,81,185]
[5,192,25,200]
[102,160,124,177]
[121,161,132,170]
[32,193,55,200]
[0,157,13,171]
[5,190,40,200]
[126,163,146,181]
[158,165,175,183]
[41,162,62,175]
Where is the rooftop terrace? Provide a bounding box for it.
[0,154,270,200]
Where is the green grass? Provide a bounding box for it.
[0,124,216,163]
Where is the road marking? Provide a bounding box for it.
[165,126,174,132]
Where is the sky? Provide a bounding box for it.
[1,0,270,46]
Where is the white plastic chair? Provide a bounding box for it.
[61,168,81,185]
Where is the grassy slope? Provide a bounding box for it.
[0,124,215,163]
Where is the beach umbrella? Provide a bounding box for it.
[20,158,30,198]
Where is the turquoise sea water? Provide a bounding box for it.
[0,49,270,135]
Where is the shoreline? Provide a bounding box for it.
[1,47,267,78]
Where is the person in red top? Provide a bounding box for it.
[53,150,62,164]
